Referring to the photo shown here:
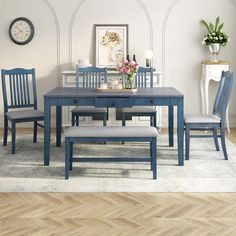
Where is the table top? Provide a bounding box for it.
[201,60,230,65]
[44,87,183,98]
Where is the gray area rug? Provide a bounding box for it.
[0,133,236,192]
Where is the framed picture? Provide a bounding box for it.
[95,24,128,69]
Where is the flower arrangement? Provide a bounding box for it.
[200,16,229,46]
[118,59,139,89]
[100,31,122,47]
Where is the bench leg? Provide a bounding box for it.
[65,138,70,179]
[33,121,37,143]
[151,138,157,179]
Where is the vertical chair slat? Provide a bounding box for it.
[26,74,30,105]
[16,74,20,106]
[23,74,27,105]
[13,75,17,106]
[19,74,24,105]
[9,75,13,106]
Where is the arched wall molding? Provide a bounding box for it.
[161,0,179,86]
[42,0,61,86]
[69,0,154,66]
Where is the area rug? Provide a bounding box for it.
[0,133,236,192]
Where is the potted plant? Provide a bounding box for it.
[200,16,229,61]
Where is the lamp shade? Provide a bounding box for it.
[145,49,153,59]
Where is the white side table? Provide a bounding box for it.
[200,60,230,132]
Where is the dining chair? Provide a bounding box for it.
[185,71,234,160]
[121,66,156,127]
[71,66,108,126]
[1,68,44,154]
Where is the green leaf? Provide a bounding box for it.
[217,23,224,32]
[215,16,220,31]
[209,23,214,31]
[200,19,211,33]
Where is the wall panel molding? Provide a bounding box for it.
[42,0,61,86]
[69,0,154,66]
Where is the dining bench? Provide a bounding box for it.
[64,126,158,179]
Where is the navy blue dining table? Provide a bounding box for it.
[44,87,184,166]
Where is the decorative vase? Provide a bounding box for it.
[124,75,135,89]
[208,43,221,62]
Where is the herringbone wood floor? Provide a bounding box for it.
[0,128,236,236]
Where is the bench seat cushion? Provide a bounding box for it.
[184,114,221,124]
[65,126,158,138]
[6,109,44,120]
[121,106,156,113]
[71,106,107,114]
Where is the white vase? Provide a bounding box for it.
[208,43,221,62]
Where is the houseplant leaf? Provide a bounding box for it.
[217,23,224,32]
[215,16,220,31]
[209,23,214,31]
[200,19,211,33]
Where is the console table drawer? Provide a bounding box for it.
[95,97,133,108]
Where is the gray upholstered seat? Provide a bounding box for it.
[6,109,44,120]
[121,106,156,113]
[71,106,107,114]
[184,114,221,124]
[64,126,159,138]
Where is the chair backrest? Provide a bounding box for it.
[1,68,38,113]
[76,66,108,88]
[135,66,154,88]
[213,71,234,122]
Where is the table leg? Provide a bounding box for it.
[44,98,51,166]
[168,105,174,147]
[177,98,184,166]
[56,105,62,147]
[204,78,209,114]
[200,76,205,114]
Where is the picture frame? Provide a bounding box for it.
[94,24,128,70]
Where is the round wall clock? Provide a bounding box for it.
[9,17,34,45]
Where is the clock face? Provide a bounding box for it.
[9,17,34,45]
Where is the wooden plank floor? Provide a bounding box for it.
[0,128,236,235]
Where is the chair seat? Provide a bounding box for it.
[184,114,221,124]
[71,106,107,114]
[65,126,159,138]
[6,109,44,120]
[121,106,156,114]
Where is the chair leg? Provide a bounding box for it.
[122,113,126,144]
[151,138,157,179]
[150,142,153,170]
[65,138,70,179]
[153,113,157,128]
[33,121,37,143]
[11,121,16,154]
[69,142,73,171]
[220,127,228,160]
[3,115,8,146]
[71,113,75,126]
[213,128,220,151]
[185,124,190,160]
[76,116,79,126]
[103,115,107,126]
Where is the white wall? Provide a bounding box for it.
[0,0,236,126]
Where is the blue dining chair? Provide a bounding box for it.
[185,71,234,160]
[121,66,156,127]
[1,68,44,154]
[71,66,108,126]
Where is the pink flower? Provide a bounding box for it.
[129,60,136,66]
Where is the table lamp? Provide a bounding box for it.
[145,49,153,67]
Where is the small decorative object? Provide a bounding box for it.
[95,24,128,69]
[119,59,139,89]
[100,83,108,89]
[77,58,91,67]
[9,17,34,45]
[200,16,229,62]
[145,49,153,67]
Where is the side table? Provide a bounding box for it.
[200,60,230,132]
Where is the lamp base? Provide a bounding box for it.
[146,59,151,67]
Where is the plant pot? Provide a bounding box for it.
[208,43,221,62]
